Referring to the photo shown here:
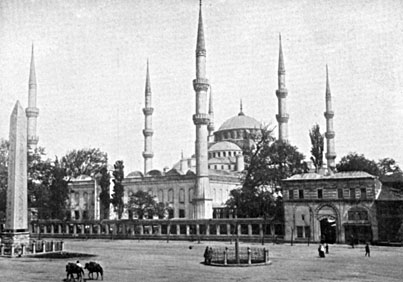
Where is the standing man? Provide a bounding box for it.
[365,243,370,257]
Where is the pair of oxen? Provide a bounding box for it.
[66,261,103,281]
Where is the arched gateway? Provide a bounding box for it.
[316,204,339,243]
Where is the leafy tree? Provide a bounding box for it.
[111,160,125,219]
[377,158,401,176]
[98,165,111,219]
[0,139,9,220]
[336,153,380,176]
[61,148,108,178]
[226,126,308,219]
[127,190,170,219]
[127,190,156,219]
[309,124,324,172]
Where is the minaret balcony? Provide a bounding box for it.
[326,152,337,159]
[196,49,206,57]
[276,89,288,98]
[25,107,39,118]
[142,151,154,158]
[276,114,289,123]
[142,107,154,115]
[143,129,154,137]
[193,114,210,125]
[325,131,335,139]
[193,78,209,91]
[28,136,39,145]
[324,111,334,119]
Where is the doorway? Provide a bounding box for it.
[320,217,337,243]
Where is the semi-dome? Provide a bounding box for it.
[218,112,261,132]
[209,141,242,152]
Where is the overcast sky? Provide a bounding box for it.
[0,0,402,174]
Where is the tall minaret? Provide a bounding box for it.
[26,44,39,151]
[192,0,212,219]
[208,87,215,143]
[142,60,154,175]
[275,34,289,142]
[324,65,336,172]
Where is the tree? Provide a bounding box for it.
[127,190,170,219]
[226,126,308,219]
[61,148,108,178]
[111,160,125,219]
[98,165,111,219]
[309,124,324,172]
[336,153,380,176]
[127,190,157,219]
[0,139,9,220]
[377,158,401,176]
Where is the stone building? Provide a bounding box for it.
[282,172,381,244]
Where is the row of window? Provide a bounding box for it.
[209,151,240,159]
[208,164,235,170]
[289,188,368,200]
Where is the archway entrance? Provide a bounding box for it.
[317,205,339,244]
[320,218,336,243]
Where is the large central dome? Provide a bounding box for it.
[218,111,261,131]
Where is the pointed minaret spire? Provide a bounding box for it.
[208,87,215,142]
[192,0,212,219]
[278,33,285,77]
[26,43,39,151]
[324,65,336,173]
[238,99,244,116]
[196,0,206,54]
[29,43,36,87]
[275,34,289,142]
[142,59,154,175]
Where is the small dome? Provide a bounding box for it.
[127,171,144,178]
[209,141,242,152]
[218,113,261,131]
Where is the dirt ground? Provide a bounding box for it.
[1,239,402,282]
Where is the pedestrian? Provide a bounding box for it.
[325,243,329,254]
[350,235,355,248]
[365,243,370,257]
[318,244,325,258]
[203,246,209,264]
[207,247,213,264]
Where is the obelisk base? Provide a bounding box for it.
[1,231,30,256]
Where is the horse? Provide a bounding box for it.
[66,262,84,281]
[84,261,104,280]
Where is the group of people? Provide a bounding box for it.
[203,246,213,265]
[317,243,329,258]
[317,242,371,258]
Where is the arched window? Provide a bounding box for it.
[348,207,369,221]
[168,189,174,203]
[179,188,185,203]
[189,188,194,203]
[158,190,164,202]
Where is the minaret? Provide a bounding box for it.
[26,44,39,151]
[208,87,215,142]
[275,34,289,142]
[324,65,336,172]
[142,59,154,175]
[192,0,212,219]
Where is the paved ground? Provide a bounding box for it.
[1,239,403,281]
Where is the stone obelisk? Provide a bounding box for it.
[1,101,30,252]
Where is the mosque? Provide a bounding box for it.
[21,2,403,244]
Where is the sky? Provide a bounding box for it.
[0,0,402,174]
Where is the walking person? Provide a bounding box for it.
[203,246,209,264]
[365,243,370,257]
[325,243,329,254]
